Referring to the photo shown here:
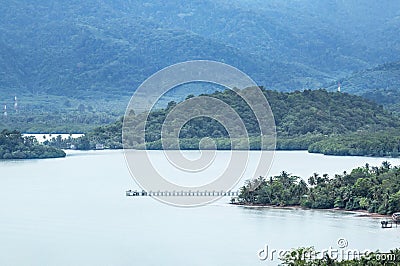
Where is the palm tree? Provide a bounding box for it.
[308,175,316,186]
[255,176,267,191]
[239,184,251,203]
[280,171,297,187]
[381,161,391,172]
[296,179,309,200]
[322,173,329,183]
[239,179,260,204]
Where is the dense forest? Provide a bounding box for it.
[0,130,65,159]
[237,161,400,215]
[308,130,400,157]
[48,88,400,157]
[2,0,400,125]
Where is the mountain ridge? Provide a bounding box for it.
[2,0,400,130]
[3,1,400,98]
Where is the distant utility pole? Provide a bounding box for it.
[14,96,18,113]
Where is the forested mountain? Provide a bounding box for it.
[0,0,331,100]
[141,0,400,75]
[1,0,400,131]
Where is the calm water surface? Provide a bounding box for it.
[1,150,400,265]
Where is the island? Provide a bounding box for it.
[234,161,400,216]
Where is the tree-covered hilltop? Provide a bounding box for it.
[0,130,66,159]
[237,162,400,215]
[49,88,400,156]
[145,88,399,140]
[265,89,399,136]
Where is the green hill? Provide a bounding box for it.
[47,88,400,157]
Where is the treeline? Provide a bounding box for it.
[308,130,400,157]
[0,112,120,133]
[44,118,123,150]
[0,129,65,159]
[237,162,400,215]
[277,131,400,157]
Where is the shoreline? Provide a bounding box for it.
[231,203,391,219]
[62,147,399,159]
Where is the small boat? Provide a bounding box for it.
[381,220,392,228]
[126,190,140,196]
